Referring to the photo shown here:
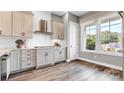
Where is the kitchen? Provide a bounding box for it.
[0,11,123,81]
[0,11,69,80]
[1,0,124,93]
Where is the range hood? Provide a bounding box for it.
[34,19,53,35]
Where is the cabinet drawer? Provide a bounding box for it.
[21,54,32,57]
[21,61,33,69]
[21,50,32,54]
[37,49,47,53]
[21,58,32,61]
[21,53,32,57]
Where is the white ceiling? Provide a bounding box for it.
[51,11,89,17]
[51,11,67,16]
[69,11,89,17]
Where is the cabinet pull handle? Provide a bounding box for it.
[45,52,48,56]
[59,51,62,54]
[22,32,25,36]
[27,58,31,60]
[0,30,2,34]
[27,63,31,65]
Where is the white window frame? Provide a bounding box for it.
[100,17,123,54]
[83,23,97,52]
[81,14,123,57]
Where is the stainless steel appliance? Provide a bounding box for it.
[0,53,10,81]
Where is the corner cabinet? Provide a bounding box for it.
[12,12,33,38]
[54,47,66,63]
[0,11,12,36]
[52,21,64,40]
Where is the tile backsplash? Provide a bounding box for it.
[0,36,18,48]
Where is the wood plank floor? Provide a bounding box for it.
[8,60,123,81]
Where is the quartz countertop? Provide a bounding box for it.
[0,48,15,57]
[0,46,67,57]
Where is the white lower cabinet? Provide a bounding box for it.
[46,48,54,65]
[37,50,46,66]
[55,47,66,63]
[20,49,35,69]
[3,47,66,76]
[36,48,54,68]
[10,49,35,72]
[10,50,20,72]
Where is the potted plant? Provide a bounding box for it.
[15,39,25,48]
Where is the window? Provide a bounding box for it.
[85,24,96,50]
[100,18,122,53]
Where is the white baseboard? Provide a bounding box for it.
[66,59,71,62]
[78,57,122,71]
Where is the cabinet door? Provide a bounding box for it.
[0,11,12,36]
[46,49,54,65]
[21,61,33,69]
[23,13,33,38]
[52,21,64,39]
[69,22,80,60]
[58,22,64,39]
[60,48,66,61]
[52,21,59,39]
[12,12,23,37]
[10,50,20,72]
[37,51,46,67]
[55,48,60,62]
[21,49,34,69]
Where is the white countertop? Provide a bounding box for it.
[0,46,67,57]
[0,48,14,57]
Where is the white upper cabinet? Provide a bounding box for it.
[0,11,33,37]
[12,12,33,38]
[52,21,64,40]
[23,13,33,38]
[12,12,23,37]
[0,11,12,36]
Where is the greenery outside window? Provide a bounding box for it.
[85,25,96,50]
[100,18,122,53]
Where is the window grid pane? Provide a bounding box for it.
[100,19,122,53]
[85,25,96,50]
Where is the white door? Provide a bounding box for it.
[69,21,80,61]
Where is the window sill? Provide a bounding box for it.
[81,50,122,57]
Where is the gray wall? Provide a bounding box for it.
[62,13,79,45]
[79,12,123,69]
[51,14,63,22]
[68,13,79,23]
[80,52,122,67]
[62,13,79,60]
